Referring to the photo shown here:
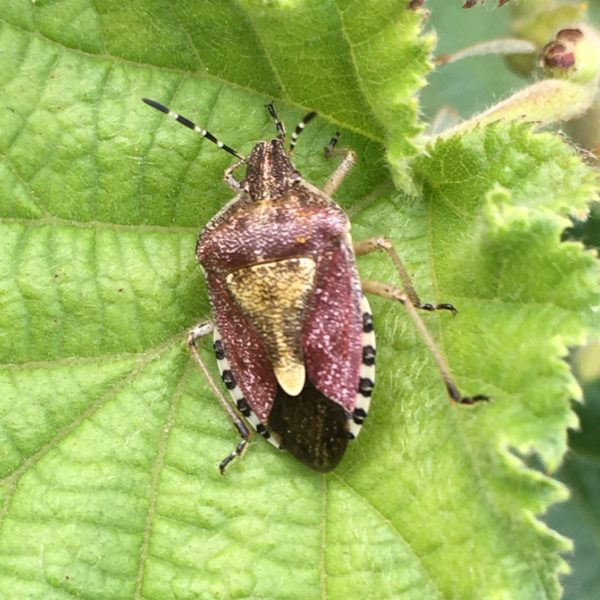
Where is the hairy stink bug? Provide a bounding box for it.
[143,99,488,473]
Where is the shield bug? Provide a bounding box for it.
[142,98,488,473]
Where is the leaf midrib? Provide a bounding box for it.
[0,18,386,143]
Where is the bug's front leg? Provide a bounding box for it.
[187,320,253,473]
[354,237,457,314]
[322,132,356,197]
[223,160,245,191]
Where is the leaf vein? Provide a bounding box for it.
[231,0,288,101]
[332,473,445,598]
[0,340,180,527]
[134,360,192,599]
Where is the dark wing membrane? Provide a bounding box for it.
[268,379,349,472]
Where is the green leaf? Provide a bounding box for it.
[0,2,598,598]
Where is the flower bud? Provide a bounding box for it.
[540,26,600,86]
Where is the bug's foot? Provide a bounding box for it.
[446,383,490,405]
[218,439,249,475]
[458,394,490,405]
[419,302,458,315]
[324,131,341,158]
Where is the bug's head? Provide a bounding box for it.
[242,138,301,201]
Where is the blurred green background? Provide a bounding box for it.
[422,2,600,598]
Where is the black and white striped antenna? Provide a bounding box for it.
[144,98,319,157]
[266,102,317,152]
[142,98,245,160]
[290,111,317,152]
[266,102,286,141]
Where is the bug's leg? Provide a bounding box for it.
[187,321,253,473]
[354,237,457,314]
[322,131,356,197]
[360,280,488,405]
[323,149,355,196]
[224,160,245,191]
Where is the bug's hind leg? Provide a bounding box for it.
[360,280,488,405]
[188,321,253,473]
[356,235,488,405]
[354,237,458,314]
